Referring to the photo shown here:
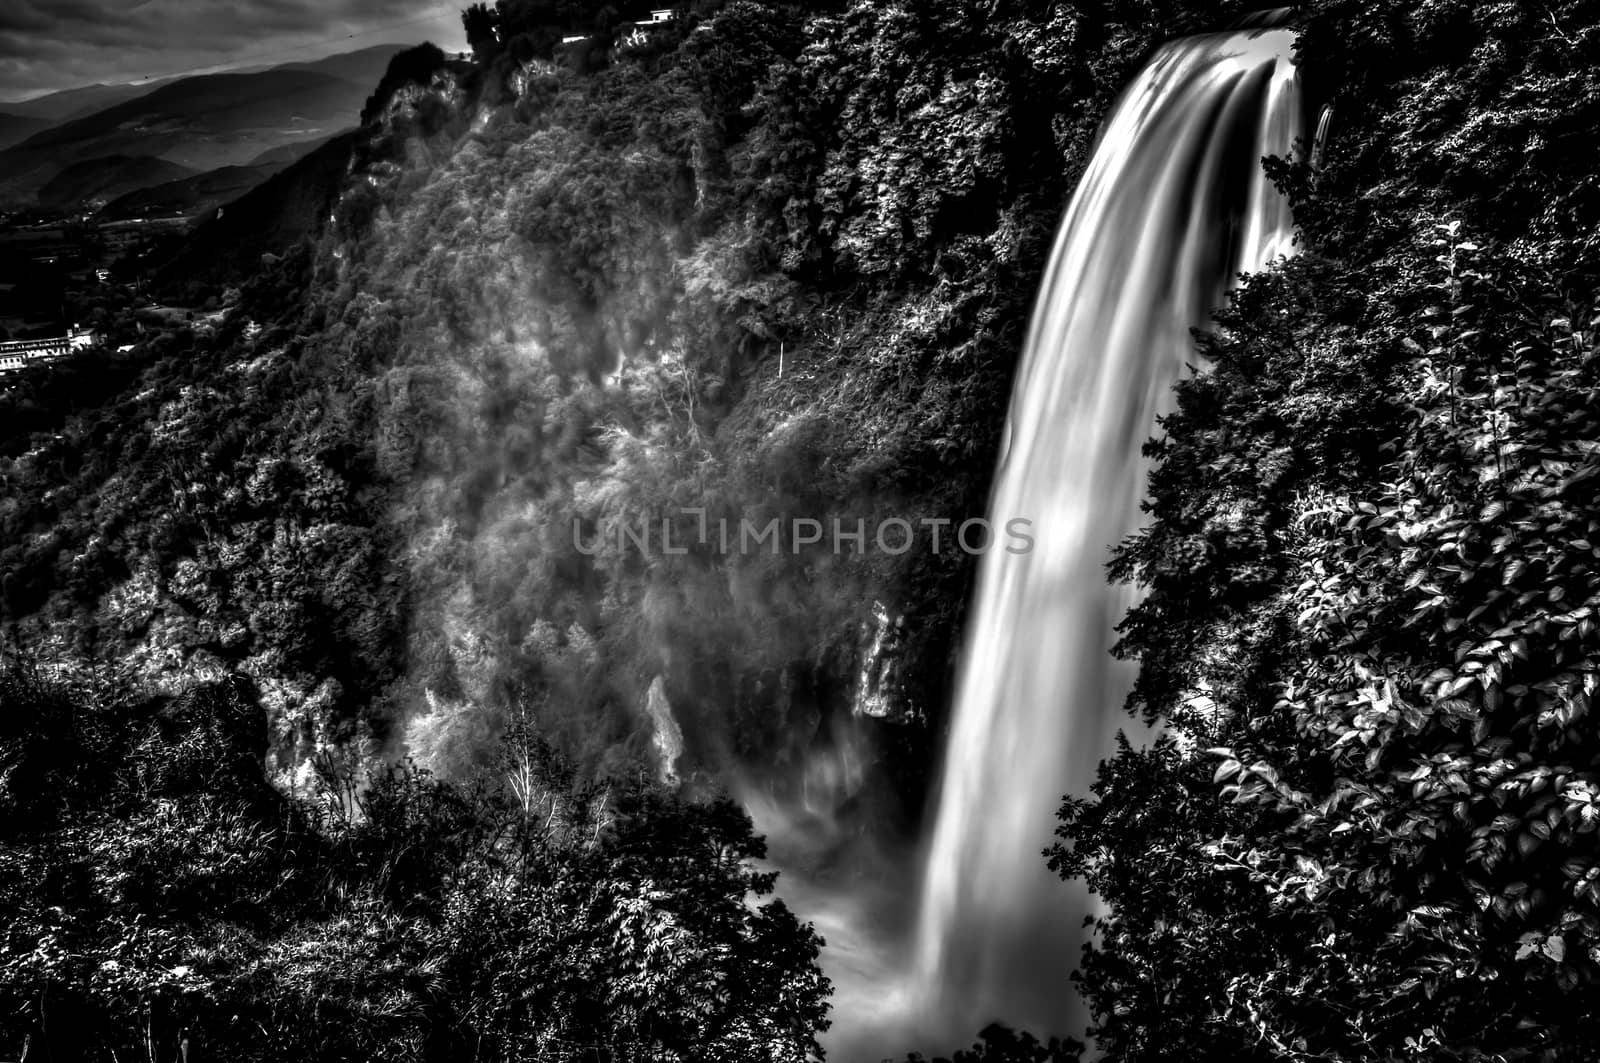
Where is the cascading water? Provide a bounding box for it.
[906,21,1304,1044]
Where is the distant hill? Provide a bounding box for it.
[37,155,199,210]
[258,44,408,92]
[153,130,358,296]
[0,68,369,204]
[0,81,167,122]
[98,162,285,220]
[0,111,51,151]
[0,47,411,209]
[14,69,364,157]
[246,129,352,167]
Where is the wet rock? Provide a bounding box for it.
[854,600,917,722]
[642,674,685,787]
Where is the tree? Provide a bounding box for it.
[464,2,501,60]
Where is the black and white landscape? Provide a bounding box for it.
[2,2,1598,1061]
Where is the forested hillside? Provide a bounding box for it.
[2,0,1243,812]
[1,0,1598,1059]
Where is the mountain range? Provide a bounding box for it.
[0,112,53,151]
[35,155,200,210]
[0,79,177,122]
[0,45,404,210]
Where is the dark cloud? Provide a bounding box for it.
[0,0,465,104]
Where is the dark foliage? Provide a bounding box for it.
[0,664,828,1062]
[361,43,450,125]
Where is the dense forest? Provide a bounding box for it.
[2,0,1599,1059]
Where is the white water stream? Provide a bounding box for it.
[907,22,1302,1043]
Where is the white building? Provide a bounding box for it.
[621,9,675,47]
[0,326,98,374]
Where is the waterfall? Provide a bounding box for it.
[909,23,1304,1042]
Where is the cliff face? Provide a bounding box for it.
[300,0,1240,809]
[0,0,1242,810]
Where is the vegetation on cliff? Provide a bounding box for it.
[0,0,1255,798]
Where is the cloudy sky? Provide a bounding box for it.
[0,0,467,103]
